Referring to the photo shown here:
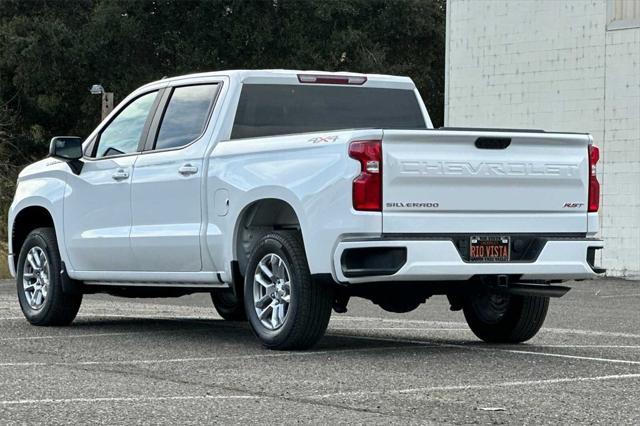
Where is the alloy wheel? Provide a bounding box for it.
[22,246,50,310]
[252,253,292,330]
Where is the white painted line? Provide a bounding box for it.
[0,394,259,406]
[330,327,468,332]
[75,313,218,321]
[542,327,640,339]
[598,293,640,299]
[334,324,640,340]
[496,348,640,365]
[0,332,140,341]
[312,373,640,399]
[329,333,640,366]
[0,329,204,342]
[532,345,640,349]
[332,317,467,326]
[0,343,428,368]
[0,313,218,322]
[335,316,640,339]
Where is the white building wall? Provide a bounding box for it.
[445,0,640,278]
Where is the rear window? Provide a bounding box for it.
[231,84,426,139]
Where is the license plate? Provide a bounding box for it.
[469,236,510,262]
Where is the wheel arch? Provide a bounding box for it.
[10,205,57,269]
[232,197,305,276]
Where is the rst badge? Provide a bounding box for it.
[563,202,584,208]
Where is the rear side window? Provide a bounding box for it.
[231,84,426,139]
[154,84,218,150]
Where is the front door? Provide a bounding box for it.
[63,90,159,271]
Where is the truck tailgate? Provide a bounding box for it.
[382,130,591,234]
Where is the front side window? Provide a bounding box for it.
[154,84,219,150]
[93,91,158,158]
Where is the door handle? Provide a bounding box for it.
[112,169,129,181]
[178,164,198,176]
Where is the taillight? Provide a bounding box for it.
[349,140,382,211]
[588,144,600,212]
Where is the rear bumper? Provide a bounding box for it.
[333,238,604,284]
[7,254,15,278]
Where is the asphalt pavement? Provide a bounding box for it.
[0,278,638,424]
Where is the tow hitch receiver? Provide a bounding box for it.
[491,275,570,298]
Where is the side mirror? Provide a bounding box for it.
[49,136,83,160]
[49,136,84,174]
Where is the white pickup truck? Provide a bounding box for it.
[7,70,604,349]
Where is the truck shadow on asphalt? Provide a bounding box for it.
[61,316,502,353]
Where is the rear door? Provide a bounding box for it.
[129,83,220,272]
[382,130,591,234]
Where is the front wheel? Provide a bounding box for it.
[244,231,332,350]
[16,227,82,326]
[463,289,549,343]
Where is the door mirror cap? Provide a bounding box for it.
[49,136,83,161]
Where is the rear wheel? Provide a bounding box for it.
[463,289,549,343]
[244,231,332,350]
[211,288,246,321]
[16,227,82,326]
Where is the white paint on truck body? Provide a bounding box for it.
[7,69,602,286]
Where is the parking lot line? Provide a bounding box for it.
[542,327,640,339]
[0,343,430,368]
[532,345,640,349]
[0,330,186,341]
[330,327,468,331]
[332,334,640,366]
[311,373,640,399]
[0,394,260,406]
[494,348,640,365]
[332,316,467,326]
[0,313,217,322]
[336,316,640,339]
[598,293,640,299]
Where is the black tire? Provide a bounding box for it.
[211,289,246,321]
[463,290,549,343]
[16,227,82,326]
[244,231,332,350]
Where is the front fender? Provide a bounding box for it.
[8,163,69,268]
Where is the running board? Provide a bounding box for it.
[84,281,229,288]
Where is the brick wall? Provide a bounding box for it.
[445,0,640,278]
